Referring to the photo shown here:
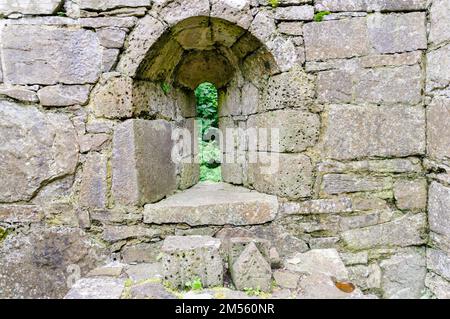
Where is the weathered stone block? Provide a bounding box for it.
[367,13,427,54]
[427,44,450,92]
[112,119,177,206]
[1,25,102,85]
[0,85,39,103]
[121,242,162,264]
[380,248,426,299]
[427,248,450,282]
[78,0,151,11]
[323,104,425,160]
[341,213,427,250]
[0,205,43,224]
[144,182,278,226]
[286,249,349,281]
[230,242,272,292]
[161,236,223,288]
[428,0,450,46]
[0,0,62,15]
[425,272,450,299]
[427,96,450,160]
[251,153,313,200]
[96,27,127,48]
[274,6,314,21]
[79,152,107,209]
[38,85,91,107]
[273,270,300,289]
[64,277,125,299]
[428,182,450,238]
[393,179,427,211]
[278,22,304,36]
[210,0,252,29]
[280,197,353,216]
[262,67,315,110]
[103,225,162,243]
[0,101,79,203]
[322,174,391,195]
[318,65,423,105]
[247,110,320,153]
[315,0,427,12]
[304,18,370,61]
[227,237,271,267]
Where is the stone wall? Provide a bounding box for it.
[0,0,449,299]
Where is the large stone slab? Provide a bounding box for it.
[64,277,125,299]
[427,96,450,161]
[144,182,278,226]
[318,65,423,105]
[0,225,106,299]
[425,272,450,299]
[274,6,314,21]
[112,119,177,206]
[38,85,91,107]
[0,101,79,203]
[78,0,151,10]
[428,182,450,238]
[323,104,425,160]
[380,248,426,299]
[429,0,450,46]
[427,44,450,92]
[0,0,62,15]
[427,248,450,282]
[79,152,107,209]
[322,174,391,195]
[367,12,427,54]
[251,153,314,200]
[1,25,102,85]
[341,213,427,250]
[304,18,370,61]
[161,236,223,288]
[315,0,427,12]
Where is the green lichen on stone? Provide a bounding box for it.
[0,227,8,242]
[268,0,279,8]
[313,11,331,22]
[160,82,171,95]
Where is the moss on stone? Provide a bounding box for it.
[268,0,279,8]
[0,227,8,242]
[313,11,331,22]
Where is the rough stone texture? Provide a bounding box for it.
[427,96,450,160]
[429,0,450,46]
[79,0,151,11]
[0,101,79,203]
[323,105,425,160]
[380,248,426,299]
[1,25,102,85]
[144,182,278,226]
[130,282,177,299]
[286,249,349,281]
[428,182,450,239]
[304,18,370,61]
[0,205,43,223]
[273,270,300,289]
[322,174,391,195]
[227,237,271,267]
[247,110,320,153]
[297,272,364,299]
[427,249,450,282]
[0,85,39,103]
[103,225,161,243]
[426,272,450,299]
[315,0,428,12]
[64,277,125,299]
[121,243,162,264]
[262,66,315,111]
[161,236,223,288]
[274,6,314,21]
[427,44,450,92]
[393,179,427,211]
[79,152,107,209]
[251,153,313,200]
[0,0,62,15]
[112,119,177,206]
[38,85,91,107]
[0,226,106,299]
[230,242,272,292]
[341,213,427,250]
[318,65,423,105]
[367,13,427,54]
[280,198,353,216]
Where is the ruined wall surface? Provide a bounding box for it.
[0,0,449,299]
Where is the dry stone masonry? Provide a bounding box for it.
[0,0,449,299]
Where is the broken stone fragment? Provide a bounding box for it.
[161,236,223,289]
[227,237,271,268]
[230,242,272,292]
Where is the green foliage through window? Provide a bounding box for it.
[195,83,221,182]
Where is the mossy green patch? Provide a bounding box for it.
[314,11,331,22]
[0,227,8,242]
[268,0,280,8]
